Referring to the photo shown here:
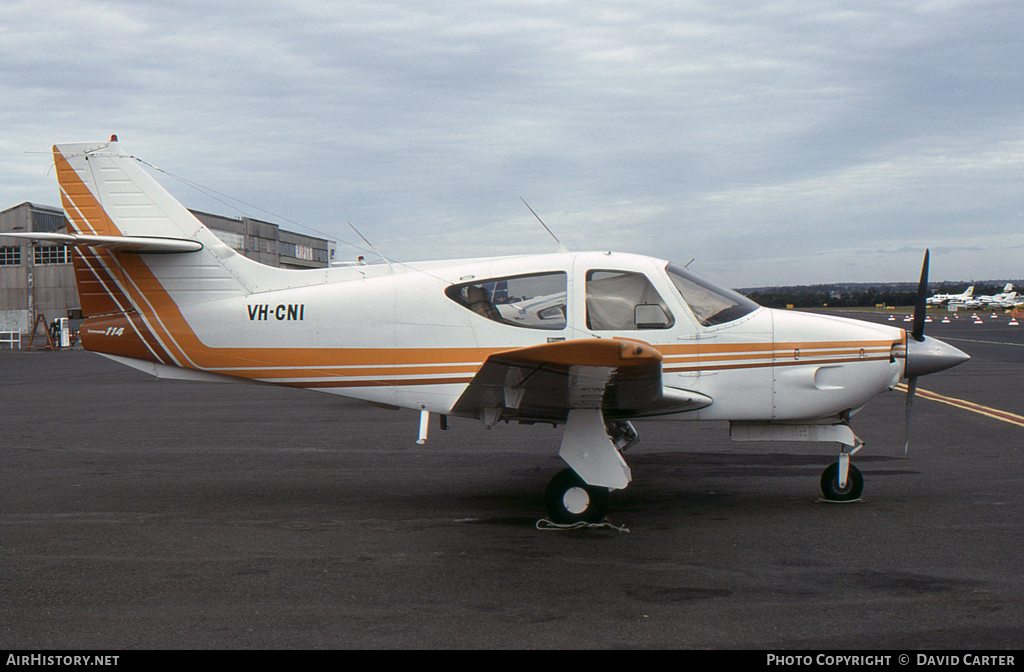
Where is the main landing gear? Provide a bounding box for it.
[543,412,636,524]
[544,468,610,524]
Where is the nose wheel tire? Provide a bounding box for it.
[545,468,609,524]
[820,462,864,501]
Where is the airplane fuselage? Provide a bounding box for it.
[80,250,906,426]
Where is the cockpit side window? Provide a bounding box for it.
[665,263,759,326]
[446,271,567,330]
[585,270,674,330]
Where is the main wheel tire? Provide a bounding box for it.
[544,468,609,524]
[820,462,864,501]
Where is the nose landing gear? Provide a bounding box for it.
[820,462,864,501]
[820,449,864,502]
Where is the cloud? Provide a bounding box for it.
[2,0,1022,287]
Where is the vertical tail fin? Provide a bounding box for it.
[53,140,281,367]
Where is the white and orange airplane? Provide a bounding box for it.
[3,138,970,524]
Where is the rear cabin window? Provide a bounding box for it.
[585,270,674,330]
[446,272,567,330]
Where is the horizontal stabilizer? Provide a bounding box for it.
[0,231,203,254]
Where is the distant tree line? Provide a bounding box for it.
[739,281,1020,309]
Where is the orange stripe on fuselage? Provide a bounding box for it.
[659,340,899,356]
[665,354,894,374]
[664,347,893,364]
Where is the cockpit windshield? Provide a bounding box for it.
[665,263,759,326]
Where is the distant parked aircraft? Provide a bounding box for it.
[926,285,974,306]
[965,284,1016,309]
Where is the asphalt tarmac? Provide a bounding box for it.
[2,310,1022,649]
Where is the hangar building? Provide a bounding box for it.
[0,202,335,347]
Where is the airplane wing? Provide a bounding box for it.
[450,338,712,425]
[0,231,202,254]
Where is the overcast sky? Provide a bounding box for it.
[2,0,1022,287]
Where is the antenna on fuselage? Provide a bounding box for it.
[520,198,569,253]
[347,222,392,272]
